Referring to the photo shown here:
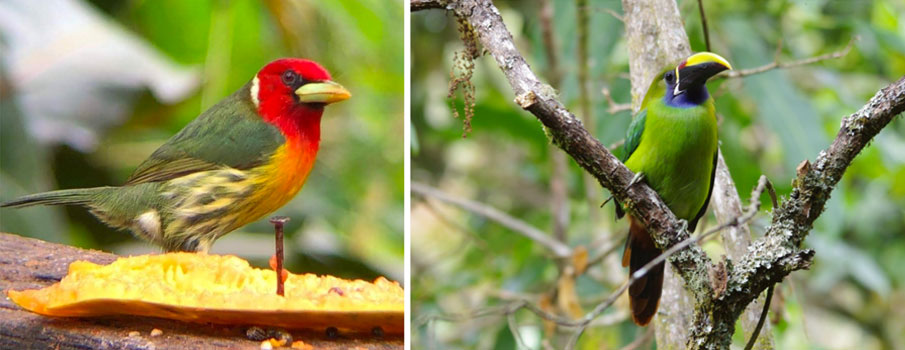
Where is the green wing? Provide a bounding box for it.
[126,83,285,185]
[615,109,647,219]
[622,67,667,162]
[621,109,647,163]
[614,68,667,218]
[688,150,718,231]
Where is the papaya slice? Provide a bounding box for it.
[7,253,403,334]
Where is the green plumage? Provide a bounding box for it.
[1,82,284,252]
[127,83,285,185]
[2,58,350,253]
[617,55,728,326]
[617,70,718,229]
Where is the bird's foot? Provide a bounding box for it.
[600,195,615,208]
[629,172,645,187]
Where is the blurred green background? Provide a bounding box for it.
[0,0,403,282]
[412,0,904,348]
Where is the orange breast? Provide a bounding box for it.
[238,141,317,224]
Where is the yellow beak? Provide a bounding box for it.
[682,52,733,70]
[295,81,351,104]
[674,52,733,95]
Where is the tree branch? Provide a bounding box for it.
[602,86,632,114]
[687,76,905,349]
[724,37,855,79]
[410,0,446,11]
[412,182,573,258]
[735,75,905,290]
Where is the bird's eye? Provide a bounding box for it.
[281,71,298,86]
[664,71,676,84]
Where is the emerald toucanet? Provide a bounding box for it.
[2,59,351,253]
[617,52,732,326]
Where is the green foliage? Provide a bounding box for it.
[413,0,905,349]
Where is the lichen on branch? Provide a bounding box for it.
[448,16,480,137]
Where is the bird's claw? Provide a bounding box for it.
[629,172,645,187]
[600,195,615,208]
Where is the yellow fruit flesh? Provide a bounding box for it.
[8,253,403,332]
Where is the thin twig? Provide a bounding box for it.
[490,289,541,301]
[587,310,629,327]
[744,285,774,350]
[411,202,492,277]
[602,86,632,114]
[412,182,573,258]
[765,180,779,209]
[565,325,586,350]
[601,8,624,22]
[585,236,623,268]
[697,0,711,51]
[508,309,529,349]
[422,200,489,250]
[725,37,855,79]
[417,303,514,325]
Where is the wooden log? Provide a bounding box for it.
[0,233,403,350]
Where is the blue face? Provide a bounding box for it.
[662,69,710,108]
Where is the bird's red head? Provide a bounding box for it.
[245,59,349,209]
[252,58,350,115]
[250,58,350,141]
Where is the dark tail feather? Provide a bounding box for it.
[623,215,664,326]
[1,188,101,208]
